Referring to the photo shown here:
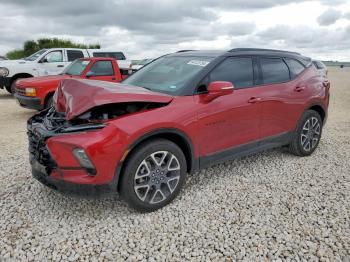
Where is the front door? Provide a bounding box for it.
[195,57,262,159]
[39,50,67,75]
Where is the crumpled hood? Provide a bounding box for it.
[17,75,78,87]
[53,79,173,120]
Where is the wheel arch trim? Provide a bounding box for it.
[114,128,199,190]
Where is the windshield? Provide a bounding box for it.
[123,56,213,94]
[63,60,90,75]
[139,59,153,65]
[25,49,47,61]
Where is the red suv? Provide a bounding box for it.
[27,49,330,211]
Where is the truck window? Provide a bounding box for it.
[89,61,114,76]
[44,51,63,63]
[67,50,84,62]
[25,49,47,61]
[63,60,90,76]
[93,52,126,60]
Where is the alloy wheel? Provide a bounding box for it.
[133,151,181,204]
[300,116,321,152]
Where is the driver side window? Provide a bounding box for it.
[44,51,63,63]
[196,57,254,94]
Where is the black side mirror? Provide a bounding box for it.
[39,57,48,63]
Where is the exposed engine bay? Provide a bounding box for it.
[76,102,166,122]
[29,102,167,134]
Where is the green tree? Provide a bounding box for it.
[6,38,100,59]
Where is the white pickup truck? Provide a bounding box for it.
[0,48,131,93]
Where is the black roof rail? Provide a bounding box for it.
[229,48,301,55]
[176,50,196,53]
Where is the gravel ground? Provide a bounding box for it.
[0,67,349,261]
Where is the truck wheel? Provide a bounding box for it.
[120,139,187,212]
[10,78,23,94]
[288,110,323,156]
[5,85,12,94]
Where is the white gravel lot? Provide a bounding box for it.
[0,67,349,261]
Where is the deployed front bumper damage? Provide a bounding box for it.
[27,108,116,190]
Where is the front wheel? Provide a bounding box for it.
[289,110,323,156]
[10,78,22,94]
[120,139,187,212]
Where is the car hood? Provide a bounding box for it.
[53,79,174,120]
[17,75,77,87]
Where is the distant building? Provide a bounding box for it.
[0,55,8,60]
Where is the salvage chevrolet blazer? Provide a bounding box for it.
[27,48,330,212]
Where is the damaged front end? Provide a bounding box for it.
[27,107,107,180]
[27,78,173,187]
[27,101,162,173]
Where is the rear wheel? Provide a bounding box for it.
[120,139,187,212]
[289,110,322,156]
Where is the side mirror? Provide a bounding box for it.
[39,57,48,63]
[204,81,234,102]
[86,71,95,77]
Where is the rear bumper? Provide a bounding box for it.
[0,76,11,89]
[15,93,43,110]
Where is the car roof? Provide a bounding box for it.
[169,48,302,57]
[169,48,311,66]
[80,57,116,61]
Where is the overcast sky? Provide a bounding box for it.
[0,0,350,60]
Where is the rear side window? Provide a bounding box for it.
[260,58,290,84]
[209,57,254,88]
[89,61,114,76]
[93,52,126,60]
[285,58,305,78]
[67,50,84,62]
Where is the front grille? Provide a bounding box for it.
[27,125,57,175]
[15,87,26,96]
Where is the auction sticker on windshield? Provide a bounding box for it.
[187,60,210,67]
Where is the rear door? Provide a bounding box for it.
[195,56,262,157]
[84,60,117,82]
[258,57,308,139]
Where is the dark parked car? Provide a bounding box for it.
[27,48,330,211]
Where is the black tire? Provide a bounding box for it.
[45,94,54,109]
[120,139,187,212]
[5,85,12,94]
[10,78,22,94]
[289,110,323,156]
